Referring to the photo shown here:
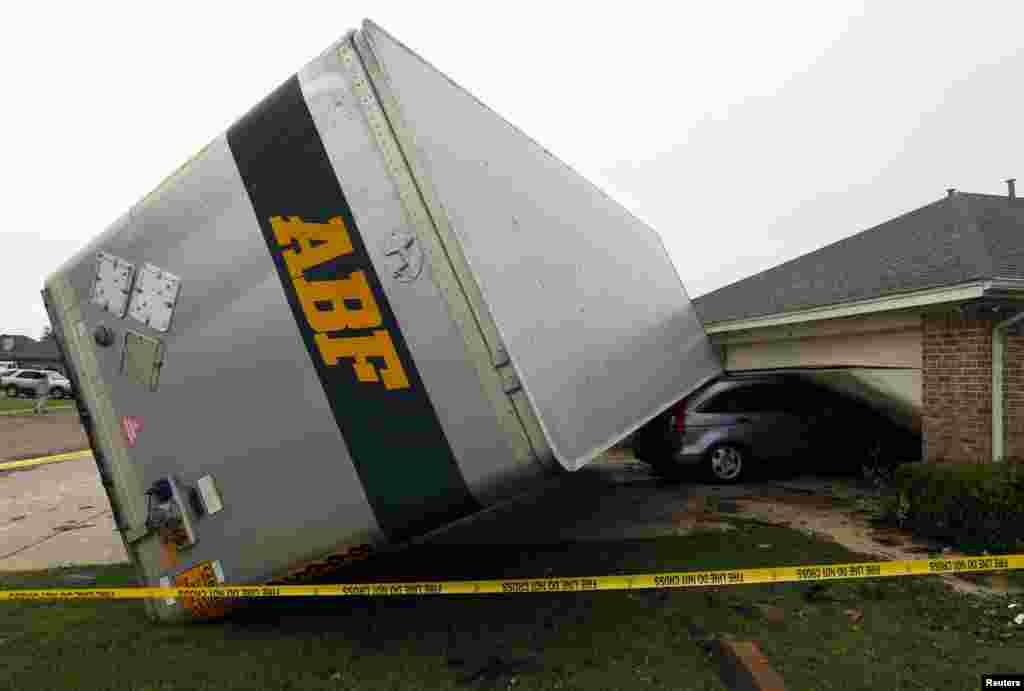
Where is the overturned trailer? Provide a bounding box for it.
[42,20,722,622]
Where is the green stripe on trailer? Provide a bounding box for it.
[226,75,480,543]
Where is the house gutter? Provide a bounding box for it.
[992,309,1024,462]
[702,278,1024,335]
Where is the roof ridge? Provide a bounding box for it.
[962,191,1014,199]
[692,192,1024,324]
[695,196,949,301]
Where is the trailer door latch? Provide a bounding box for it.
[144,476,198,550]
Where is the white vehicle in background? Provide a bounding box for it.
[2,369,72,399]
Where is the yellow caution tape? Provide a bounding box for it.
[2,554,1022,601]
[0,449,92,472]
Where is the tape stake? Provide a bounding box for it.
[159,577,175,606]
[2,554,1022,602]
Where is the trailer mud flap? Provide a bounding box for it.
[226,75,480,543]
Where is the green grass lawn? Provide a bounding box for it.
[0,395,74,412]
[0,519,1020,691]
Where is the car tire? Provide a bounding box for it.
[6,385,18,398]
[703,443,747,484]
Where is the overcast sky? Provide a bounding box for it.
[3,1,1023,340]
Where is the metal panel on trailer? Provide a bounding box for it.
[358,21,723,469]
[45,132,388,596]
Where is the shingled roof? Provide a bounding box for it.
[692,192,1024,325]
[0,334,61,361]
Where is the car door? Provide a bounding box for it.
[691,384,781,459]
[690,385,756,434]
[766,382,817,459]
[725,383,810,460]
[16,370,40,394]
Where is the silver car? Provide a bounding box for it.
[2,369,73,399]
[632,373,920,483]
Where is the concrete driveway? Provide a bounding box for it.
[0,408,89,462]
[418,448,847,547]
[0,455,127,572]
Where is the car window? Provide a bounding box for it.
[701,383,803,413]
[772,385,816,414]
[697,389,739,413]
[700,385,762,413]
[740,384,786,411]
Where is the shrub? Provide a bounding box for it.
[881,461,1024,553]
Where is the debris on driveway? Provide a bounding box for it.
[713,640,788,691]
[844,608,864,624]
[755,604,786,625]
[60,571,98,586]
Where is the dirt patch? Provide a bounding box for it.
[0,412,89,463]
[730,491,1022,597]
[759,494,839,508]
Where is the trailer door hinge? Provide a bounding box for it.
[492,341,520,394]
[493,342,510,368]
[499,365,521,395]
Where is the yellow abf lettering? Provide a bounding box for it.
[269,215,411,390]
[315,330,410,390]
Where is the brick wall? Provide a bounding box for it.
[1004,332,1024,461]
[922,315,994,463]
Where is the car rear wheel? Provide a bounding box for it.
[704,444,746,484]
[6,385,18,398]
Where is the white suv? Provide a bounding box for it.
[2,370,72,399]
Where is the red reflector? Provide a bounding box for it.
[671,400,687,434]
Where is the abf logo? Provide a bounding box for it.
[270,216,410,391]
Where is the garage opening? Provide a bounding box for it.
[726,365,921,435]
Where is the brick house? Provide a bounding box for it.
[693,182,1024,464]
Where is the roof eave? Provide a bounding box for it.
[700,279,1024,334]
